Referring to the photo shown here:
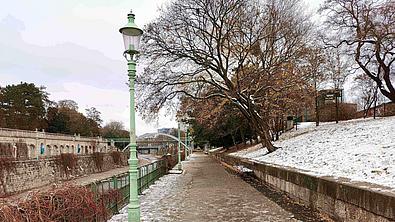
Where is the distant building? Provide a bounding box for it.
[298,89,357,122]
[157,128,172,134]
[316,89,357,121]
[138,133,157,139]
[157,128,178,137]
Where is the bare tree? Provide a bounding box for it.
[102,121,129,138]
[58,100,79,111]
[85,107,103,127]
[323,47,352,123]
[302,46,327,126]
[321,0,395,102]
[138,0,312,152]
[325,47,351,90]
[352,73,387,118]
[353,74,377,117]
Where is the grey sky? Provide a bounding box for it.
[0,0,323,135]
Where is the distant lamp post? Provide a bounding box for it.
[119,9,143,222]
[185,128,188,158]
[177,122,182,170]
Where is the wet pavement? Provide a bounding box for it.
[110,153,326,222]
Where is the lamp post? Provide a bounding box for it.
[177,122,182,170]
[185,128,188,158]
[119,10,143,222]
[185,127,190,159]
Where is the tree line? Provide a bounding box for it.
[137,0,395,151]
[0,82,128,138]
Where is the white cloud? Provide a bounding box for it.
[0,1,176,135]
[0,0,322,135]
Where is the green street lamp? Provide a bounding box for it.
[183,127,188,159]
[177,122,182,170]
[119,10,143,222]
[185,129,189,157]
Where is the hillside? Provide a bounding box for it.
[230,116,395,190]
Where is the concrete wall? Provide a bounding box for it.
[0,153,128,197]
[0,128,112,159]
[214,154,395,222]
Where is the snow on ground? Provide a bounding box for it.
[208,146,225,153]
[230,144,267,158]
[108,174,181,222]
[231,117,395,190]
[296,122,315,129]
[234,165,253,173]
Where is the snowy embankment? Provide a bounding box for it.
[230,116,395,189]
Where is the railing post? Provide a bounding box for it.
[113,175,119,213]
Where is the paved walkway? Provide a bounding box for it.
[110,153,300,222]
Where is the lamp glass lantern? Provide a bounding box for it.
[119,11,143,56]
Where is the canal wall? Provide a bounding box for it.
[213,153,395,222]
[0,153,128,197]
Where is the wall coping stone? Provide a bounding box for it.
[215,153,395,220]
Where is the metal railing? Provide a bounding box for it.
[86,159,167,219]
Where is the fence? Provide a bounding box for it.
[87,158,168,220]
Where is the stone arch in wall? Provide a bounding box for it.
[40,143,45,155]
[77,144,81,154]
[53,145,59,155]
[15,140,28,159]
[60,145,64,154]
[85,146,88,154]
[46,145,52,156]
[71,145,75,154]
[66,145,70,153]
[29,144,35,159]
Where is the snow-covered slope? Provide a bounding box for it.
[230,117,395,189]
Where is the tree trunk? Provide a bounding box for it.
[271,120,275,141]
[248,115,278,153]
[373,85,378,119]
[335,95,339,123]
[260,127,278,153]
[363,108,369,118]
[230,133,236,146]
[275,117,280,141]
[315,90,319,126]
[240,128,246,145]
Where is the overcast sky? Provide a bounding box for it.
[0,0,323,136]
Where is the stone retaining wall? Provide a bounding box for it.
[1,153,128,196]
[0,127,111,159]
[214,153,395,222]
